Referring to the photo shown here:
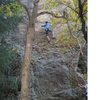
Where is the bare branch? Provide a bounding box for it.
[37,11,65,19]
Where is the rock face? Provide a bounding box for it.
[28,40,87,100]
[6,18,87,100]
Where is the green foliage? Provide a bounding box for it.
[45,0,87,50]
[42,0,60,10]
[41,0,85,36]
[0,0,22,98]
[0,42,21,98]
[0,15,22,35]
[56,32,80,53]
[0,0,23,35]
[51,17,66,27]
[0,43,17,73]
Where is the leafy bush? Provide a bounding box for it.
[0,1,22,98]
[57,32,80,51]
[0,0,23,35]
[0,42,21,99]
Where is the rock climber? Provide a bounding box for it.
[41,21,55,42]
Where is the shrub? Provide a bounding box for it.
[0,42,21,98]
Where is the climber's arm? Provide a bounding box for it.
[41,24,46,27]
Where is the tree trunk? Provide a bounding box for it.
[19,0,39,99]
[77,0,87,75]
[78,44,87,74]
[78,0,87,43]
[20,24,35,100]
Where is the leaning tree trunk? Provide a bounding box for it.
[78,0,87,74]
[20,24,35,100]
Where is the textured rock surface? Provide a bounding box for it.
[28,40,87,100]
[5,14,87,100]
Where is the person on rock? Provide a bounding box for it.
[41,21,55,42]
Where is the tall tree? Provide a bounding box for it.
[17,0,39,100]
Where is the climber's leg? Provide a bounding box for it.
[45,29,50,42]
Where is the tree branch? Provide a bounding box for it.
[56,0,78,14]
[17,0,30,20]
[37,11,65,19]
[66,5,78,14]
